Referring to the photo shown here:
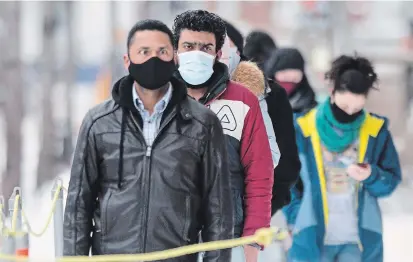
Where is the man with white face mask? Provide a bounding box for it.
[173,10,274,262]
[220,33,241,76]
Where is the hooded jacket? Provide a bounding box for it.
[63,75,234,261]
[265,48,317,114]
[230,60,300,215]
[177,62,273,239]
[231,61,280,167]
[284,108,401,262]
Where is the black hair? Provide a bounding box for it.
[325,54,378,95]
[224,20,244,54]
[172,10,226,51]
[244,30,277,66]
[127,19,174,50]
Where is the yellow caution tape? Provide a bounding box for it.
[0,227,287,261]
[0,178,288,261]
[3,182,65,238]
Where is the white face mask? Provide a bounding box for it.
[178,51,215,85]
[228,47,241,76]
[220,35,240,76]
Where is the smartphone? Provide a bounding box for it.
[357,163,368,168]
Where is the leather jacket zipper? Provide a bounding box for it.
[129,110,177,251]
[145,146,152,157]
[129,112,146,145]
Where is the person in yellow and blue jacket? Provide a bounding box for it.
[283,54,402,262]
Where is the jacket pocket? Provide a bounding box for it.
[360,192,382,234]
[101,190,113,236]
[182,195,191,242]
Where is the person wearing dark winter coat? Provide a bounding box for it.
[265,47,318,199]
[265,47,317,114]
[63,19,234,262]
[224,22,300,216]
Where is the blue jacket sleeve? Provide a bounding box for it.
[282,185,302,227]
[363,129,402,197]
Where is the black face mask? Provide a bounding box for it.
[128,57,176,90]
[330,102,363,123]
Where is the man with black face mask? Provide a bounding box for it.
[173,10,274,262]
[63,19,234,261]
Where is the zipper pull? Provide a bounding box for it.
[146,146,152,157]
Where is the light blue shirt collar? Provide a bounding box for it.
[132,83,172,115]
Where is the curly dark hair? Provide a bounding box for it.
[172,10,226,51]
[325,54,378,95]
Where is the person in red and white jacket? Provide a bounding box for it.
[173,10,274,262]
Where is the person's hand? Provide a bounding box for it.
[244,245,259,262]
[347,164,372,181]
[283,231,293,251]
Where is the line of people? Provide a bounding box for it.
[63,9,402,262]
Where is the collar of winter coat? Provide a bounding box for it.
[175,62,230,105]
[231,61,266,97]
[111,74,188,115]
[288,76,318,114]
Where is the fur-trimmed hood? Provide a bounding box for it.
[231,61,266,97]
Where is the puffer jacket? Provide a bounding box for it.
[63,75,234,261]
[231,60,300,216]
[177,63,274,239]
[231,61,280,167]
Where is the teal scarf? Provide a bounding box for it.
[315,98,366,152]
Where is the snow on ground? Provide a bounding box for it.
[2,84,413,261]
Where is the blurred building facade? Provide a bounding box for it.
[17,1,413,177]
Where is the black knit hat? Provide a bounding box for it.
[264,48,305,77]
[244,30,277,70]
[224,20,244,56]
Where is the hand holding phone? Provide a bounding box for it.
[347,163,372,181]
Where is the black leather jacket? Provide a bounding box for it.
[63,75,234,261]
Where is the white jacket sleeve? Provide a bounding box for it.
[259,97,280,168]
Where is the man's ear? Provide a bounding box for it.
[123,54,130,71]
[216,49,222,60]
